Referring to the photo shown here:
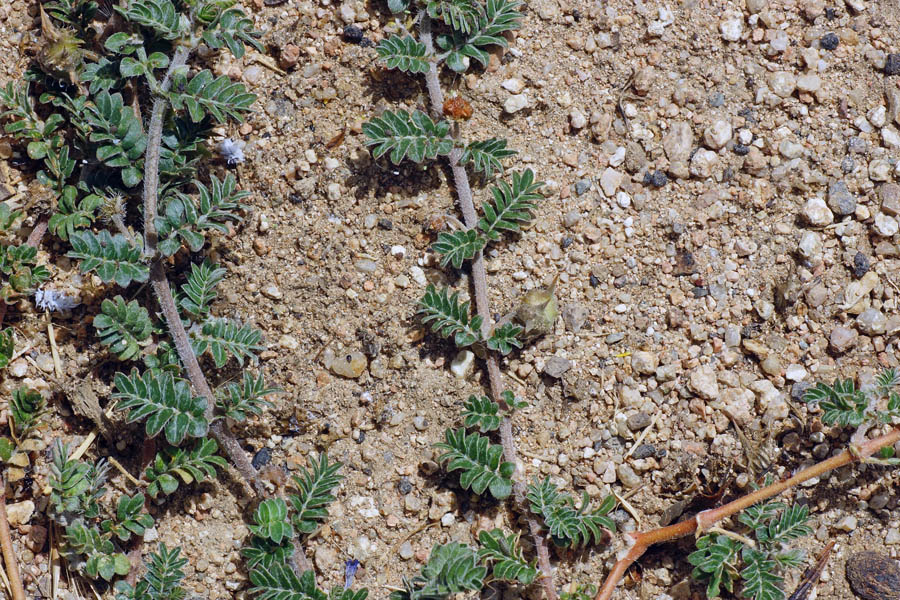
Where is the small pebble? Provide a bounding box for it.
[331,352,367,378]
[820,32,839,50]
[252,447,272,470]
[343,25,364,44]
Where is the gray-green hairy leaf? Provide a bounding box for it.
[93,295,152,360]
[362,109,453,164]
[376,36,431,74]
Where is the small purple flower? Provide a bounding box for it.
[344,559,360,589]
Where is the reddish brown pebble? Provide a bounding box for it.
[280,44,300,69]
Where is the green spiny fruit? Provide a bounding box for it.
[37,7,86,84]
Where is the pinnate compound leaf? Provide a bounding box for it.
[435,428,514,499]
[759,504,811,544]
[113,369,208,445]
[68,229,149,287]
[114,0,187,40]
[190,317,263,368]
[180,261,226,319]
[250,566,327,600]
[143,438,225,499]
[802,378,868,426]
[478,169,543,241]
[433,228,485,269]
[376,36,430,74]
[362,110,453,164]
[49,187,103,241]
[740,547,784,600]
[169,69,256,123]
[688,534,741,598]
[392,542,485,599]
[476,529,538,585]
[487,323,522,356]
[418,285,483,347]
[201,6,264,59]
[462,395,500,432]
[526,479,616,547]
[93,296,152,361]
[426,0,481,33]
[249,498,294,545]
[460,138,516,178]
[216,371,277,422]
[290,454,343,534]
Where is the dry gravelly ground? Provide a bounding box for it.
[1,0,900,598]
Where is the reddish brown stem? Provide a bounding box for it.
[594,425,900,600]
[0,479,26,600]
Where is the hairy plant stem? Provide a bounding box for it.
[420,14,557,599]
[594,424,900,600]
[142,45,261,496]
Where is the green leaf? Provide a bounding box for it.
[877,368,900,396]
[487,323,522,355]
[0,438,15,462]
[48,441,109,522]
[802,378,869,426]
[478,169,543,241]
[460,138,516,178]
[393,542,485,599]
[201,6,264,59]
[101,493,153,542]
[290,454,343,534]
[434,0,522,71]
[10,386,46,439]
[426,0,481,33]
[169,69,256,123]
[362,110,453,164]
[216,371,277,422]
[740,547,784,600]
[435,428,514,499]
[68,229,149,287]
[63,520,129,581]
[462,395,501,432]
[0,327,14,370]
[433,228,485,269]
[242,535,295,571]
[114,0,187,40]
[250,566,327,600]
[190,317,264,368]
[0,202,23,232]
[387,0,410,13]
[377,36,431,74]
[501,389,528,410]
[93,296,152,360]
[115,543,187,600]
[526,479,616,547]
[113,369,209,445]
[250,498,294,545]
[49,187,103,241]
[759,505,811,545]
[179,260,226,319]
[418,284,483,347]
[84,92,147,180]
[81,57,124,94]
[143,438,226,499]
[476,529,538,585]
[688,534,741,598]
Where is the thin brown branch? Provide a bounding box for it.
[420,13,557,599]
[142,47,262,497]
[0,478,26,600]
[594,425,900,600]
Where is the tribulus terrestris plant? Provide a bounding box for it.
[0,1,363,598]
[365,2,619,599]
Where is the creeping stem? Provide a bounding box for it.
[142,45,262,496]
[419,14,558,600]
